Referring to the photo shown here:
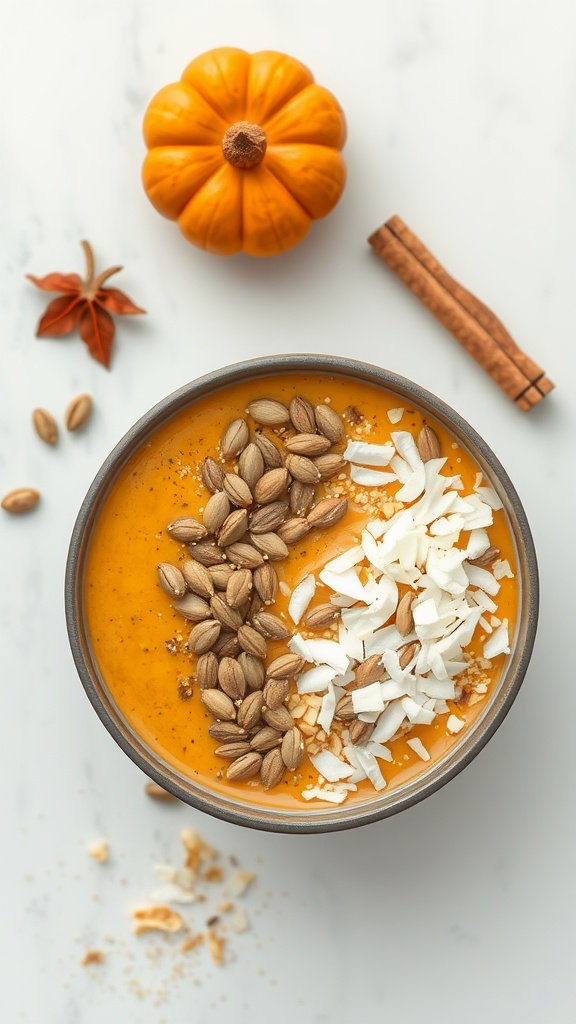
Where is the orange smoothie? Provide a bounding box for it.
[84,373,517,810]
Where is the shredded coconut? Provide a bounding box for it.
[293,420,515,804]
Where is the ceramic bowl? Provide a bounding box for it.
[65,355,538,833]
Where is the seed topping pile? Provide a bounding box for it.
[156,393,514,805]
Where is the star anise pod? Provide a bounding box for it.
[26,240,146,368]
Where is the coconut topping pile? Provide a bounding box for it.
[285,430,514,804]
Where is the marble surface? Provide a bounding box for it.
[1,1,575,1021]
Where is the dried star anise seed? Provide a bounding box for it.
[26,240,146,368]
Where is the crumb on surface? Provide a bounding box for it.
[88,841,109,864]
[81,949,106,966]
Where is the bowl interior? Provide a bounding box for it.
[65,354,538,833]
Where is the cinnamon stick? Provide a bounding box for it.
[368,216,554,411]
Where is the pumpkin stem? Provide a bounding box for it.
[222,121,267,169]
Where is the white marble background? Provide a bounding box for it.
[1,1,575,1021]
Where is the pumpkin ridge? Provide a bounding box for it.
[184,57,249,127]
[144,146,223,219]
[262,160,315,220]
[180,77,232,129]
[256,84,307,129]
[246,51,314,125]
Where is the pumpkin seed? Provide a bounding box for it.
[253,563,278,605]
[246,398,291,426]
[237,443,265,489]
[285,453,321,485]
[289,395,316,434]
[262,676,290,708]
[416,424,441,462]
[218,657,246,701]
[237,624,268,659]
[314,403,345,443]
[196,651,218,690]
[181,559,214,599]
[210,594,243,631]
[220,417,250,459]
[188,538,227,566]
[226,751,262,781]
[281,727,305,770]
[167,516,207,543]
[1,487,41,514]
[237,689,265,730]
[157,562,186,599]
[249,532,289,561]
[260,747,285,789]
[200,688,236,720]
[253,431,284,468]
[248,500,289,535]
[237,652,265,691]
[226,567,253,609]
[276,517,311,544]
[218,508,249,547]
[285,433,331,456]
[288,481,315,516]
[223,473,253,509]
[187,619,221,654]
[307,496,348,529]
[203,491,231,534]
[250,726,282,753]
[32,407,58,445]
[201,456,225,493]
[253,467,290,504]
[172,593,212,621]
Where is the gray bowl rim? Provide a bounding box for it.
[65,353,539,834]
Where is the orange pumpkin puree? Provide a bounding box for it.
[83,373,517,810]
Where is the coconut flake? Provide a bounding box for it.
[406,737,431,761]
[350,466,397,487]
[396,463,427,503]
[296,664,336,694]
[391,431,423,471]
[483,620,510,659]
[303,638,350,674]
[493,559,514,580]
[366,740,393,761]
[371,701,407,743]
[430,514,466,536]
[343,440,395,466]
[446,714,465,734]
[319,567,367,603]
[288,632,314,663]
[465,563,500,596]
[288,573,316,624]
[387,407,405,424]
[310,750,356,782]
[351,681,385,715]
[401,696,435,725]
[301,787,348,804]
[460,494,494,530]
[465,528,491,559]
[352,747,387,790]
[323,545,364,575]
[337,621,364,663]
[317,683,336,732]
[474,485,503,510]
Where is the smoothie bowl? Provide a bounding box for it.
[65,355,538,833]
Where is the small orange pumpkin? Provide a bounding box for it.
[142,47,347,257]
